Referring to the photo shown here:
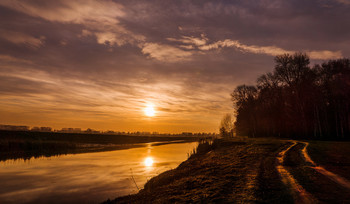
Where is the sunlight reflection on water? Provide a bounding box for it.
[0,141,198,204]
[144,157,154,167]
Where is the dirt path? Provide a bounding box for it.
[276,141,317,203]
[301,142,350,190]
[277,140,350,203]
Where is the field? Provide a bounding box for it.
[307,141,350,180]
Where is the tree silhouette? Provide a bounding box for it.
[231,53,350,140]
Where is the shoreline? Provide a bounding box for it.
[104,138,292,203]
[103,138,350,203]
[0,130,204,161]
[0,140,197,162]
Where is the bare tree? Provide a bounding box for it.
[220,113,235,138]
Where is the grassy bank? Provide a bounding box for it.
[103,138,350,203]
[0,130,200,161]
[103,138,294,203]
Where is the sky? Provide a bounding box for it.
[0,0,349,133]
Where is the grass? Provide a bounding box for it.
[307,140,350,180]
[103,138,294,203]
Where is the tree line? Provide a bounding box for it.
[231,53,349,140]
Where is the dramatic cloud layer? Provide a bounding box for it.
[0,0,349,132]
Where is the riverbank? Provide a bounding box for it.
[0,130,201,161]
[103,138,350,203]
[104,138,293,203]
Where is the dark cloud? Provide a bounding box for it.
[0,0,349,132]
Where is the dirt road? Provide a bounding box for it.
[281,141,350,203]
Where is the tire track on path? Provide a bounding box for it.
[276,141,318,204]
[301,142,350,190]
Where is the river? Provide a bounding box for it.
[0,141,198,203]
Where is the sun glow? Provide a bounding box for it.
[144,104,156,117]
[144,157,154,167]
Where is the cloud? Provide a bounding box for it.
[198,39,343,60]
[0,55,33,64]
[179,45,195,50]
[336,0,350,5]
[0,0,144,46]
[0,0,124,24]
[141,43,193,62]
[167,35,208,47]
[95,32,119,46]
[164,36,343,60]
[0,30,45,48]
[0,0,349,132]
[0,62,230,132]
[308,50,343,59]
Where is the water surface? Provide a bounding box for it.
[0,141,198,203]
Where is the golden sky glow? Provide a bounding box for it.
[0,0,349,133]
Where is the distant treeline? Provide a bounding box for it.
[232,53,349,140]
[0,124,217,137]
[0,130,201,161]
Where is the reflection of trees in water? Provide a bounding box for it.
[0,130,198,161]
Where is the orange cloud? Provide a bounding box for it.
[167,35,208,47]
[199,39,343,60]
[141,43,193,62]
[0,30,45,48]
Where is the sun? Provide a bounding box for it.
[144,104,155,117]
